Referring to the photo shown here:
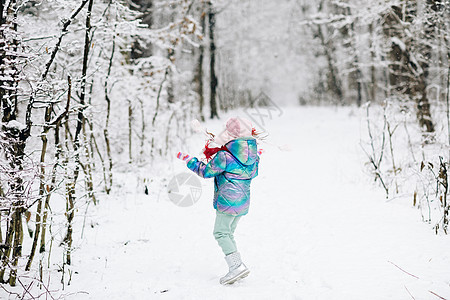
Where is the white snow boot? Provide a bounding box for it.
[219,252,249,285]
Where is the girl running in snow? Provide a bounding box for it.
[177,117,260,285]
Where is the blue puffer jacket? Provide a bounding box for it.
[187,137,259,216]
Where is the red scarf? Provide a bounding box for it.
[203,127,258,161]
[203,141,228,161]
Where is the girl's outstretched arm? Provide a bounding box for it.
[185,151,227,179]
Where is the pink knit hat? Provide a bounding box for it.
[215,117,253,145]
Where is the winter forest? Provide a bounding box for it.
[1,0,450,299]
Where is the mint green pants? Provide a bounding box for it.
[213,211,242,255]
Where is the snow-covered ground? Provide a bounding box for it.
[65,106,450,300]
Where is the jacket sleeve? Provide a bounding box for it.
[187,151,227,178]
[253,155,260,178]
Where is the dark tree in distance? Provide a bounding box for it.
[208,0,218,119]
[194,1,206,121]
[382,3,434,133]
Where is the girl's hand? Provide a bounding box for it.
[176,152,192,162]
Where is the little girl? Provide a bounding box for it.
[177,117,260,285]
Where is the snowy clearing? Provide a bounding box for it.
[65,106,450,300]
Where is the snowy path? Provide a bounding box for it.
[67,107,450,300]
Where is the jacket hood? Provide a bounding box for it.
[225,137,258,165]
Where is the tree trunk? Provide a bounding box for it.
[128,99,133,163]
[104,26,115,193]
[316,0,343,103]
[25,105,52,271]
[63,0,94,266]
[383,3,434,133]
[1,128,28,286]
[368,22,377,102]
[0,0,30,286]
[9,208,23,286]
[345,7,363,106]
[208,1,218,119]
[139,98,145,158]
[150,67,168,158]
[0,211,15,283]
[194,5,206,122]
[82,117,96,204]
[130,0,153,59]
[39,76,71,255]
[0,0,5,117]
[167,49,175,104]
